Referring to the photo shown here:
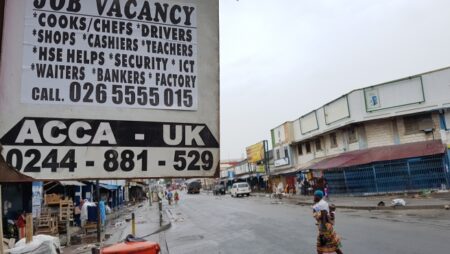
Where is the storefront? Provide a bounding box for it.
[312,141,449,194]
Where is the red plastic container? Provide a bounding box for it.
[102,242,160,254]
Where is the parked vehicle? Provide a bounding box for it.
[187,181,201,194]
[213,184,226,195]
[230,182,251,197]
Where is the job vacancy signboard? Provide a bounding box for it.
[0,0,219,180]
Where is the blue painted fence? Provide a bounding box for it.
[323,155,450,194]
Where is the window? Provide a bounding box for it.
[284,147,289,158]
[276,149,280,159]
[403,113,433,135]
[305,142,311,153]
[315,139,322,151]
[298,143,303,155]
[330,133,338,148]
[348,127,358,143]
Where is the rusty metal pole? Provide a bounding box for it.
[66,219,70,246]
[159,200,162,227]
[0,185,4,254]
[131,213,136,236]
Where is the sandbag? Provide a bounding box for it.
[8,235,60,254]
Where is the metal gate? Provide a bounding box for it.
[323,155,449,195]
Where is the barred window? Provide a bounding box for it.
[315,139,322,151]
[298,143,303,155]
[403,113,433,135]
[348,127,358,143]
[330,133,338,148]
[306,142,311,153]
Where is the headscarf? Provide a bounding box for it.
[314,190,324,199]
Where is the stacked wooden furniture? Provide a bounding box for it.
[44,194,61,205]
[40,195,74,234]
[83,221,98,235]
[35,208,58,235]
[58,197,74,233]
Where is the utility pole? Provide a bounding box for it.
[264,140,270,192]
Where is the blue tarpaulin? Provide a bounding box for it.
[98,183,120,191]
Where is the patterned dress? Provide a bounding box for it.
[314,212,342,253]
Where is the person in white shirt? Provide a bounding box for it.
[313,190,329,213]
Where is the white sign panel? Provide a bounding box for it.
[0,0,219,180]
[324,96,350,124]
[274,157,289,167]
[22,0,198,110]
[300,111,318,134]
[364,77,424,112]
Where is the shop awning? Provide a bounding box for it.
[59,181,86,186]
[99,183,121,190]
[297,157,331,172]
[0,147,34,182]
[129,181,147,188]
[310,140,446,170]
[270,167,298,176]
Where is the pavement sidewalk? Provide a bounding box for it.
[62,201,170,254]
[254,190,450,210]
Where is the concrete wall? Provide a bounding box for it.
[441,109,450,145]
[365,119,395,148]
[272,121,294,147]
[395,112,441,144]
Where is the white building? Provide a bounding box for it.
[271,67,450,194]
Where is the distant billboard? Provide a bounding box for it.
[246,141,265,163]
[256,164,265,173]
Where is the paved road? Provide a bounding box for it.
[163,192,450,254]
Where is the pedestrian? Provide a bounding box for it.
[301,179,308,196]
[174,190,179,205]
[329,204,336,225]
[74,202,82,227]
[167,190,173,205]
[324,181,329,199]
[313,190,329,213]
[277,182,284,199]
[16,211,26,239]
[312,190,343,254]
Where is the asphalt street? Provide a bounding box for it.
[163,192,450,254]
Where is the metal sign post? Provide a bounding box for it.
[96,180,101,243]
[0,184,4,254]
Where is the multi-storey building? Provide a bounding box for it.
[271,67,450,194]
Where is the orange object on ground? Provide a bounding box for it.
[102,242,160,254]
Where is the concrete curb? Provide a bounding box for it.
[295,201,449,210]
[252,192,450,210]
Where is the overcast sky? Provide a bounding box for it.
[218,0,450,160]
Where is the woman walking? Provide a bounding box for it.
[312,190,343,254]
[174,190,180,205]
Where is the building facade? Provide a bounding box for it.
[271,67,450,194]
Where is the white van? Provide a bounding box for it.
[230,182,251,197]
